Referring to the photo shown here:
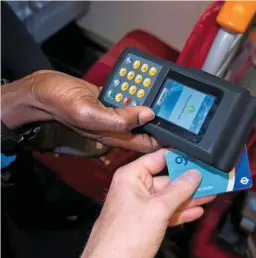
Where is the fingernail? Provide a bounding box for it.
[182,170,202,186]
[139,110,155,125]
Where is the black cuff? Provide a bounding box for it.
[1,121,40,155]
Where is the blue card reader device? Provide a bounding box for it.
[98,48,256,172]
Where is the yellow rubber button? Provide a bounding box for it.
[119,68,127,76]
[133,60,141,69]
[149,67,157,76]
[135,74,143,84]
[127,71,135,80]
[137,89,145,98]
[129,85,137,95]
[141,64,149,73]
[143,78,151,87]
[121,82,129,91]
[115,93,123,102]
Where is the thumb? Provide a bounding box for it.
[159,170,202,216]
[80,101,155,133]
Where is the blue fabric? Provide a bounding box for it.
[1,154,16,169]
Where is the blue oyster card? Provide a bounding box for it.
[166,149,252,198]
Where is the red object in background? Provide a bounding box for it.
[248,126,256,176]
[85,29,179,86]
[176,1,222,69]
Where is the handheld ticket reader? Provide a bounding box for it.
[99,48,256,172]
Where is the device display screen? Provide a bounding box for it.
[153,79,216,135]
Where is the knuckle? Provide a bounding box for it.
[99,137,115,147]
[115,117,130,132]
[27,71,63,104]
[72,105,85,124]
[112,108,132,132]
[71,103,92,127]
[172,185,194,202]
[141,134,156,153]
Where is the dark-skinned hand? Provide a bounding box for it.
[1,70,161,153]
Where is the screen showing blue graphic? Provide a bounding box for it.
[153,79,215,134]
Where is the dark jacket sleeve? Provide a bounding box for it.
[1,1,52,81]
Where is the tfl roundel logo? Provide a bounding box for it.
[240,177,249,185]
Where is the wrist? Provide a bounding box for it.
[83,234,132,258]
[83,246,131,258]
[1,76,51,129]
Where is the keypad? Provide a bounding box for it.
[119,68,127,76]
[107,90,115,99]
[127,71,135,80]
[141,63,149,73]
[135,74,143,84]
[104,53,162,107]
[133,60,141,69]
[123,97,131,105]
[143,78,151,87]
[113,79,120,87]
[115,93,123,102]
[149,67,157,76]
[129,85,137,95]
[137,89,145,98]
[130,100,138,106]
[125,57,132,64]
[121,82,129,91]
